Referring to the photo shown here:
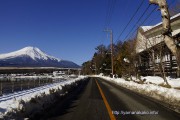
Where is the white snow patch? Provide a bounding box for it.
[141,76,180,88]
[96,75,180,112]
[141,26,153,32]
[0,76,87,118]
[123,58,130,63]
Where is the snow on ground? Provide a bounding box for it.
[0,76,87,118]
[140,76,180,88]
[96,75,180,112]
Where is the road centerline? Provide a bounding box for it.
[95,79,116,120]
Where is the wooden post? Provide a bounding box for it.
[0,81,2,95]
[12,81,14,93]
[21,80,23,91]
[39,78,40,86]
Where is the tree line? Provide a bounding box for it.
[82,39,137,78]
[82,3,180,86]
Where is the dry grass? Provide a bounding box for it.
[158,83,172,88]
[174,87,180,90]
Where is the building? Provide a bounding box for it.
[135,13,180,77]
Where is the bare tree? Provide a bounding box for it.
[158,40,170,86]
[136,27,170,85]
[149,0,180,77]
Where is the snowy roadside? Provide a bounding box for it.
[140,76,180,88]
[96,75,180,113]
[0,75,87,119]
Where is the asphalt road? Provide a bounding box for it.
[38,77,180,120]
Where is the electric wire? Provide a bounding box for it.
[125,5,156,40]
[104,0,116,28]
[125,0,176,40]
[116,0,145,42]
[123,4,151,40]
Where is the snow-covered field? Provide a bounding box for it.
[0,75,87,119]
[140,76,180,88]
[96,75,180,113]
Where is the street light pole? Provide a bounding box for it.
[104,28,114,76]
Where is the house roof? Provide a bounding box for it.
[141,13,180,33]
[135,13,180,53]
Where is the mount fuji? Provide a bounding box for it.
[0,46,80,68]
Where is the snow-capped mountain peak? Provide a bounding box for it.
[0,46,61,62]
[0,46,79,68]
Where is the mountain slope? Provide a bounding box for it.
[0,47,80,68]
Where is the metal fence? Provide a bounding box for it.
[0,78,54,95]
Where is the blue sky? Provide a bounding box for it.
[0,0,178,65]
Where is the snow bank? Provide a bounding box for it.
[96,75,180,113]
[0,76,87,119]
[140,76,180,88]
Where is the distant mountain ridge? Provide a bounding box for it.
[0,46,80,68]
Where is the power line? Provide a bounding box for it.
[125,0,176,40]
[107,0,116,27]
[102,0,116,47]
[104,0,111,28]
[116,0,145,42]
[125,5,156,40]
[124,4,151,40]
[104,0,116,28]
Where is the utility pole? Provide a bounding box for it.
[91,57,97,75]
[149,0,180,77]
[104,28,114,76]
[95,62,97,75]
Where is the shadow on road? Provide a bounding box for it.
[32,78,90,120]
